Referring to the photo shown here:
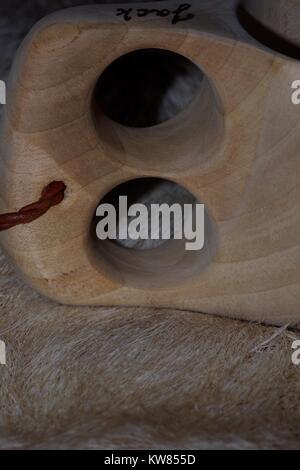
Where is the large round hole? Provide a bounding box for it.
[92,49,224,172]
[93,48,204,128]
[89,178,218,289]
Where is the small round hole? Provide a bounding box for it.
[93,48,204,128]
[89,178,218,289]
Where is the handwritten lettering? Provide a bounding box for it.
[116,3,194,25]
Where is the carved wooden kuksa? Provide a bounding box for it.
[0,0,300,325]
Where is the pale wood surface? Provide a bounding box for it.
[0,0,299,324]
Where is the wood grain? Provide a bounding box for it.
[0,0,299,324]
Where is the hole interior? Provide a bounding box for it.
[93,48,204,128]
[89,178,218,289]
[92,48,225,172]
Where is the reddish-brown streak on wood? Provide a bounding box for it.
[0,181,66,231]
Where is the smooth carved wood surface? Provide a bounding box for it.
[0,0,300,325]
[242,0,300,48]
